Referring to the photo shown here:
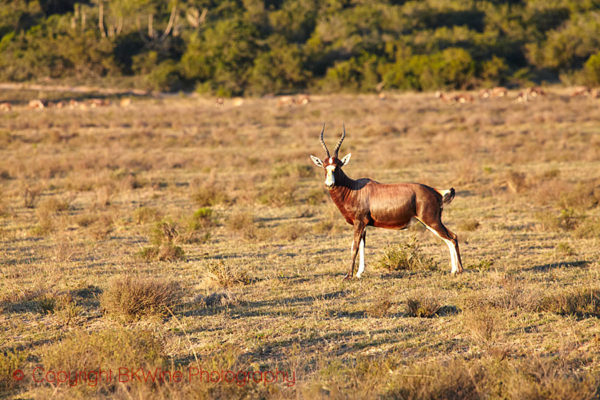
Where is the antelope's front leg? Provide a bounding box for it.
[356,230,366,278]
[344,222,366,280]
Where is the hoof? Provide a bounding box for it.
[343,274,353,280]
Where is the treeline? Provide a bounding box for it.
[2,0,600,95]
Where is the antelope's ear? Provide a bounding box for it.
[310,155,323,167]
[340,153,351,166]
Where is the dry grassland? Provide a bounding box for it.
[1,89,600,399]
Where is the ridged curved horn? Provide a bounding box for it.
[319,123,330,158]
[333,123,345,157]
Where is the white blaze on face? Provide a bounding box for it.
[325,163,336,187]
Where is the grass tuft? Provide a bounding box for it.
[406,296,441,318]
[138,219,186,261]
[366,295,393,318]
[536,287,600,317]
[191,182,231,207]
[101,275,182,320]
[205,260,252,288]
[134,206,163,224]
[377,238,437,271]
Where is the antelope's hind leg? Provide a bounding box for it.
[419,218,463,274]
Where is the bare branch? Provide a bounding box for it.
[160,2,178,40]
[98,0,106,38]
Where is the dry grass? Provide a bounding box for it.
[405,295,442,318]
[100,276,182,320]
[35,328,165,397]
[203,260,252,288]
[1,90,600,399]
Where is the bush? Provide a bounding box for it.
[248,36,309,95]
[535,208,580,232]
[584,51,600,85]
[134,206,163,224]
[145,60,183,92]
[101,275,182,320]
[376,238,437,271]
[138,219,186,261]
[383,47,476,90]
[406,296,441,318]
[205,260,252,288]
[191,183,231,207]
[536,287,600,317]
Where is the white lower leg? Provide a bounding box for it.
[421,221,459,274]
[444,239,458,273]
[356,238,365,278]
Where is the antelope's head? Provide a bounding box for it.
[310,124,351,189]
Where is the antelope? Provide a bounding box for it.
[232,97,244,107]
[481,86,508,98]
[296,94,311,105]
[526,86,545,97]
[515,91,529,103]
[435,91,473,104]
[28,99,46,110]
[310,125,463,279]
[435,91,458,103]
[277,96,295,107]
[570,86,591,97]
[119,98,132,107]
[455,93,474,103]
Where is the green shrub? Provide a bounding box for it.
[145,60,183,92]
[376,238,437,271]
[584,51,600,85]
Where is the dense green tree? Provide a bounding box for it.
[1,0,600,93]
[584,51,600,85]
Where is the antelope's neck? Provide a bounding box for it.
[329,170,359,213]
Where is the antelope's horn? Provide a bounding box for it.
[333,123,345,157]
[319,123,330,158]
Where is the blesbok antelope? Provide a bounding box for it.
[28,99,46,110]
[435,91,473,104]
[526,86,545,97]
[296,94,311,105]
[480,87,508,99]
[570,86,591,97]
[455,93,474,103]
[310,125,463,279]
[435,91,457,103]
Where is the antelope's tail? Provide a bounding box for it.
[439,188,455,207]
